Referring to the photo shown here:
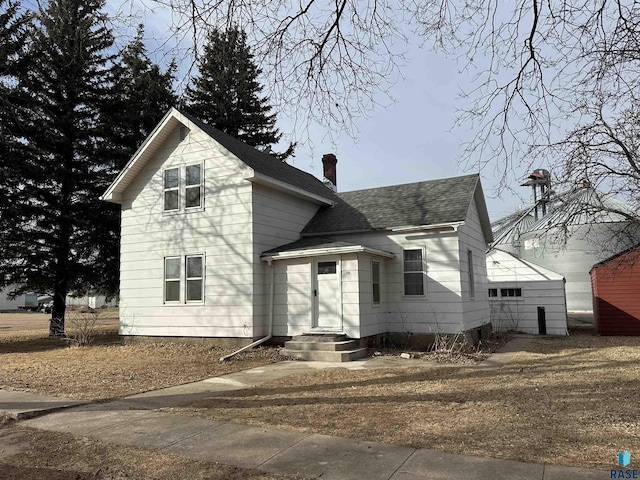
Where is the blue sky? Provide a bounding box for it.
[108,1,533,220]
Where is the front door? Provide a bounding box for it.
[314,259,342,330]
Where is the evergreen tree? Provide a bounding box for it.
[1,0,117,335]
[183,27,294,159]
[90,25,179,301]
[0,0,31,245]
[108,24,177,173]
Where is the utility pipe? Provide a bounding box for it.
[219,259,275,362]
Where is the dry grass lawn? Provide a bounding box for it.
[0,311,280,400]
[170,321,640,470]
[0,424,296,480]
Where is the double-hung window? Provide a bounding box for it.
[164,255,205,303]
[185,255,203,302]
[163,165,203,212]
[403,249,425,296]
[163,168,179,211]
[164,257,181,302]
[185,165,202,209]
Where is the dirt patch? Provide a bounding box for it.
[372,331,514,364]
[0,425,296,479]
[169,324,639,470]
[0,316,281,400]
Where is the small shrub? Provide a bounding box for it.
[66,307,100,346]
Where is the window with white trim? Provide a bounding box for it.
[468,249,475,298]
[186,255,203,302]
[185,164,202,209]
[163,255,205,303]
[163,168,179,211]
[403,249,425,296]
[163,165,203,212]
[164,256,181,302]
[371,261,380,305]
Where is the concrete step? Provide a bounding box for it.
[284,340,359,352]
[293,333,348,342]
[280,347,368,362]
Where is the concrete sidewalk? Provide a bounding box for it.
[0,345,609,479]
[17,402,607,480]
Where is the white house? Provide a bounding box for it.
[486,249,568,335]
[102,108,494,350]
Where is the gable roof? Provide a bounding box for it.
[180,111,337,202]
[487,249,565,282]
[101,108,336,204]
[301,174,493,242]
[590,242,640,272]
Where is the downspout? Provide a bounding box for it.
[219,259,275,362]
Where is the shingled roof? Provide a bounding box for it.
[181,111,337,203]
[301,174,481,235]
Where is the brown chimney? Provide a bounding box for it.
[322,153,337,188]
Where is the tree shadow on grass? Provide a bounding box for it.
[0,331,121,354]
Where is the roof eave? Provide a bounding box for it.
[301,222,465,237]
[261,245,395,261]
[472,178,494,244]
[388,222,465,233]
[245,171,335,206]
[100,107,182,203]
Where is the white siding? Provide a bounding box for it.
[251,184,320,336]
[337,231,465,334]
[119,124,256,338]
[340,253,361,338]
[487,249,568,335]
[271,259,312,336]
[355,254,388,338]
[458,196,491,331]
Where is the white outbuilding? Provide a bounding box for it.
[486,249,568,335]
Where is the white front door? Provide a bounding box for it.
[314,259,342,330]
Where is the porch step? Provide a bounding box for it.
[284,340,361,352]
[281,335,368,362]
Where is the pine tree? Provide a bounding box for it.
[183,27,294,159]
[0,0,32,244]
[108,24,177,173]
[88,25,179,300]
[1,0,117,335]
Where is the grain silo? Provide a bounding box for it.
[492,176,640,313]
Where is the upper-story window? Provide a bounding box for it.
[163,164,203,212]
[185,165,202,208]
[403,249,425,296]
[164,168,179,211]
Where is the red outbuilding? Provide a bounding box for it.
[590,244,640,335]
